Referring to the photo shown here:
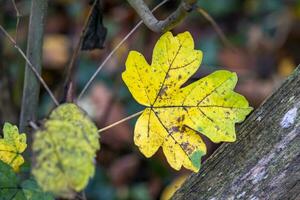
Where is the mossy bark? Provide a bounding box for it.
[172,66,300,200]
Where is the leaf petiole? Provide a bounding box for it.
[98,110,143,133]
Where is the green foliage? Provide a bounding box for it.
[0,160,53,200]
[32,103,100,198]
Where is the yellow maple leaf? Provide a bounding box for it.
[0,123,27,172]
[122,31,253,172]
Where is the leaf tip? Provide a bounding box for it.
[190,150,204,172]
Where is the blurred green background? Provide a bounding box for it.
[1,0,300,199]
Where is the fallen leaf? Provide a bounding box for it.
[0,123,27,172]
[122,31,252,172]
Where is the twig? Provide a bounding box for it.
[98,110,143,133]
[63,0,99,102]
[127,0,197,32]
[78,0,170,99]
[196,7,235,50]
[0,25,59,106]
[29,121,39,130]
[128,0,234,50]
[11,0,21,42]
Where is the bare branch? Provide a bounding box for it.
[63,0,99,102]
[196,7,235,50]
[29,121,39,130]
[98,110,143,133]
[0,25,59,106]
[11,0,21,42]
[127,0,197,32]
[128,0,235,49]
[78,0,170,99]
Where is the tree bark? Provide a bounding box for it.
[172,66,300,200]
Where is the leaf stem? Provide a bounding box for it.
[29,121,38,130]
[78,0,170,100]
[98,110,143,133]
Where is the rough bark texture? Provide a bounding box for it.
[173,66,300,200]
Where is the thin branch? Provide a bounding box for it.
[0,25,59,106]
[63,0,99,102]
[29,121,38,130]
[11,0,21,42]
[127,0,197,32]
[128,0,234,49]
[196,7,235,50]
[78,0,170,99]
[98,110,143,133]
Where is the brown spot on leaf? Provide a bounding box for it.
[176,115,185,123]
[170,126,180,133]
[181,142,194,154]
[158,86,168,96]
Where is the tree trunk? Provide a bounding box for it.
[172,66,300,200]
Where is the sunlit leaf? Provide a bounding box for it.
[122,31,252,172]
[32,103,100,198]
[0,123,27,172]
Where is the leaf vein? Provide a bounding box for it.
[151,109,192,162]
[196,76,235,106]
[133,63,152,104]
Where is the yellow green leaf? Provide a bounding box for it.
[0,123,27,172]
[32,103,100,198]
[122,31,252,172]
